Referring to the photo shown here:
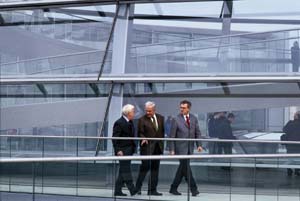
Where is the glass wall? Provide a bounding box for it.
[1,82,299,156]
[0,0,300,200]
[1,155,300,201]
[0,5,116,75]
[1,1,300,77]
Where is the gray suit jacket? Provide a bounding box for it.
[169,113,202,155]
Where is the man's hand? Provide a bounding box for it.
[197,146,203,152]
[117,151,124,156]
[141,140,148,146]
[170,150,175,155]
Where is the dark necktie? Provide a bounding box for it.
[151,117,158,131]
[186,115,190,128]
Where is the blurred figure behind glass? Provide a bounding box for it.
[291,41,300,72]
[282,111,300,176]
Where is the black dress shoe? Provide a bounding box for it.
[114,192,127,196]
[169,189,181,195]
[132,187,141,195]
[130,189,137,196]
[191,190,200,196]
[147,191,163,196]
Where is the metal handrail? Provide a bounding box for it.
[0,49,106,67]
[1,154,300,163]
[1,74,300,84]
[1,134,300,144]
[133,27,300,49]
[132,36,298,58]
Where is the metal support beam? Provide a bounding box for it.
[220,82,231,95]
[95,83,114,156]
[0,14,5,25]
[0,0,237,12]
[88,83,100,96]
[217,0,233,72]
[2,94,300,98]
[221,0,233,19]
[97,3,120,80]
[221,0,233,35]
[2,74,300,84]
[98,3,135,154]
[134,15,300,25]
[110,3,134,74]
[36,83,48,96]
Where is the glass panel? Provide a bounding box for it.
[0,83,111,159]
[135,2,223,17]
[116,1,300,76]
[3,156,300,200]
[1,82,299,159]
[233,0,300,21]
[127,29,300,74]
[0,5,116,76]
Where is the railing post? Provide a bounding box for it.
[32,162,36,201]
[254,158,257,201]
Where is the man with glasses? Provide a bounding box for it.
[169,100,203,197]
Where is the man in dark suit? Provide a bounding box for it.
[208,112,220,154]
[135,101,164,196]
[283,111,300,176]
[112,104,136,196]
[169,100,203,197]
[217,113,236,155]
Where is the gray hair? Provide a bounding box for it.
[122,104,135,116]
[145,101,156,108]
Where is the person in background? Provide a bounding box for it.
[291,41,300,72]
[217,113,236,155]
[208,112,220,154]
[282,111,300,176]
[214,111,226,153]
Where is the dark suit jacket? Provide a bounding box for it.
[138,113,164,155]
[112,116,136,156]
[217,118,236,140]
[208,117,218,138]
[283,119,300,153]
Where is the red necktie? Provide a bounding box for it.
[186,115,190,127]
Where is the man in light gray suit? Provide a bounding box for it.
[169,100,203,197]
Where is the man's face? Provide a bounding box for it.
[180,103,190,115]
[145,106,155,118]
[127,109,135,120]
